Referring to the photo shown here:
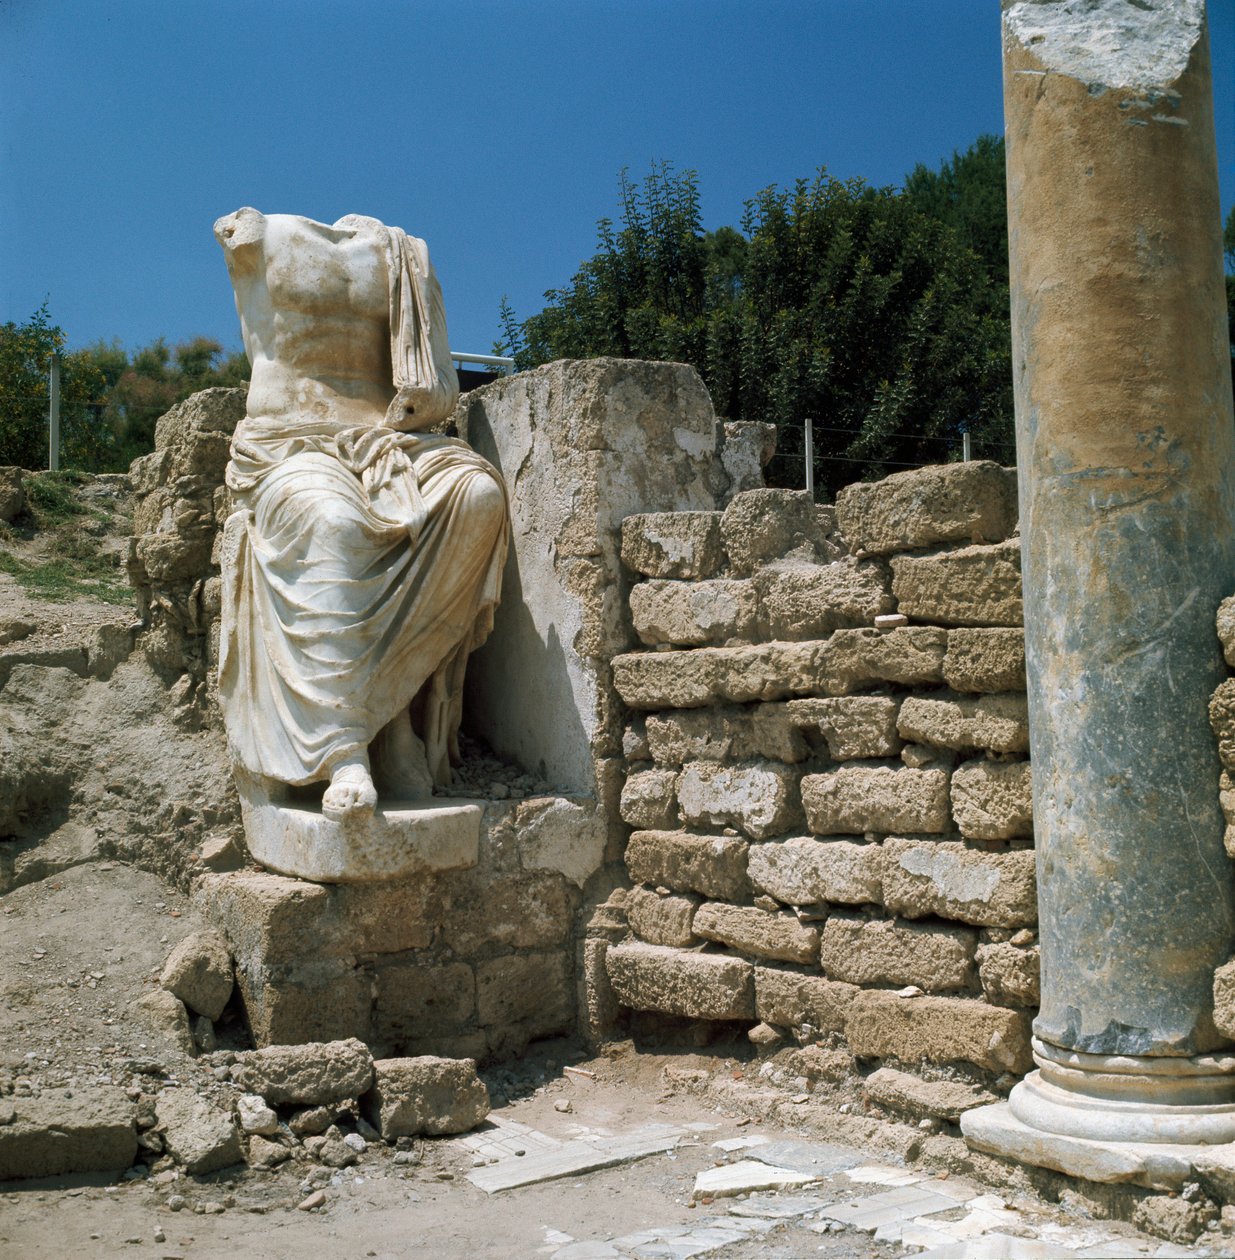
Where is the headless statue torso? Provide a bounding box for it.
[213,209,508,822]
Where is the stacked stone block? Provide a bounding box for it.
[605,462,1039,1085]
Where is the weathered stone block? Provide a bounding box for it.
[626,829,751,901]
[363,1057,489,1138]
[440,871,576,955]
[621,511,725,579]
[863,1066,997,1123]
[951,759,1033,840]
[1213,958,1235,1040]
[944,628,1026,693]
[835,462,1017,557]
[475,953,573,1035]
[787,696,902,760]
[819,914,976,991]
[645,704,807,766]
[0,467,25,523]
[882,838,1037,929]
[631,579,758,646]
[627,885,700,947]
[694,902,819,964]
[160,929,234,1021]
[890,540,1023,627]
[373,961,476,1046]
[132,989,196,1058]
[845,989,1033,1073]
[0,1088,136,1179]
[753,966,859,1033]
[802,766,950,836]
[721,421,777,496]
[677,760,802,840]
[977,941,1040,1008]
[1218,597,1235,670]
[818,627,948,694]
[612,641,829,710]
[606,941,755,1020]
[230,1038,374,1106]
[155,1088,244,1174]
[721,488,831,574]
[897,693,1029,754]
[1210,679,1235,772]
[747,836,883,907]
[515,795,607,891]
[620,768,680,830]
[756,558,893,640]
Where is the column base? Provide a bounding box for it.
[961,1037,1235,1189]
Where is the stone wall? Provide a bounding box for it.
[597,461,1040,1094]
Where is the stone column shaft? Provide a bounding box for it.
[1001,0,1235,1146]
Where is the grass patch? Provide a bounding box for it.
[0,544,133,606]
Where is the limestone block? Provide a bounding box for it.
[1132,1196,1218,1245]
[897,693,1029,755]
[620,768,680,830]
[0,467,25,522]
[440,872,574,955]
[621,511,725,579]
[677,760,802,840]
[155,1088,244,1174]
[819,914,976,991]
[976,940,1040,1008]
[475,953,573,1035]
[583,938,619,1042]
[944,628,1026,693]
[882,838,1037,929]
[835,461,1018,557]
[515,795,607,890]
[458,358,722,795]
[626,829,751,901]
[890,539,1023,627]
[1213,958,1235,1040]
[373,961,476,1046]
[756,558,893,640]
[802,766,950,836]
[845,989,1033,1073]
[862,1066,997,1123]
[363,1057,489,1138]
[788,1044,856,1082]
[631,579,758,646]
[0,1087,136,1179]
[626,885,700,947]
[721,488,832,574]
[753,966,859,1033]
[818,627,948,694]
[747,836,883,907]
[721,420,777,495]
[951,759,1033,840]
[645,705,809,766]
[693,902,820,965]
[1210,679,1235,772]
[612,641,829,710]
[229,1038,374,1106]
[787,696,902,760]
[1217,597,1235,670]
[132,989,197,1058]
[606,941,755,1020]
[159,930,234,1020]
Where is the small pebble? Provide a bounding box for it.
[343,1132,366,1153]
[297,1190,326,1211]
[166,1194,186,1211]
[553,1100,572,1114]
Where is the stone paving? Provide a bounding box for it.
[453,1121,1210,1259]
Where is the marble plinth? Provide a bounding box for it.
[239,796,482,884]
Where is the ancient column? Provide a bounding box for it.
[965,0,1235,1171]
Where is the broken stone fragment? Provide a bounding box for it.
[976,940,1040,1008]
[159,930,234,1021]
[862,1066,996,1124]
[235,1093,279,1136]
[132,988,197,1058]
[0,1087,136,1180]
[363,1057,489,1139]
[155,1088,244,1175]
[229,1038,374,1106]
[246,1134,291,1168]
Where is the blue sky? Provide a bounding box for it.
[2,0,1232,361]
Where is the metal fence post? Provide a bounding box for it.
[48,353,61,472]
[804,418,814,499]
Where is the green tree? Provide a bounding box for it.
[0,305,110,470]
[501,162,1013,494]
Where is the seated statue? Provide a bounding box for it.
[213,208,508,822]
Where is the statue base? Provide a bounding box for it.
[239,794,483,884]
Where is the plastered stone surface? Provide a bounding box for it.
[746,836,883,907]
[835,461,1017,557]
[882,838,1037,929]
[621,511,725,580]
[631,578,758,646]
[677,760,802,840]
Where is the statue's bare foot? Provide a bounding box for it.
[322,760,378,821]
[373,709,434,801]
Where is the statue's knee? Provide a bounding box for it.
[467,471,506,537]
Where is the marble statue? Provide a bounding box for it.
[213,208,508,824]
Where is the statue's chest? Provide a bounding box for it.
[265,229,387,319]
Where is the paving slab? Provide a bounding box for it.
[693,1158,822,1198]
[813,1183,960,1232]
[844,1162,923,1186]
[745,1138,863,1176]
[726,1193,831,1219]
[468,1125,683,1193]
[914,1233,1078,1259]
